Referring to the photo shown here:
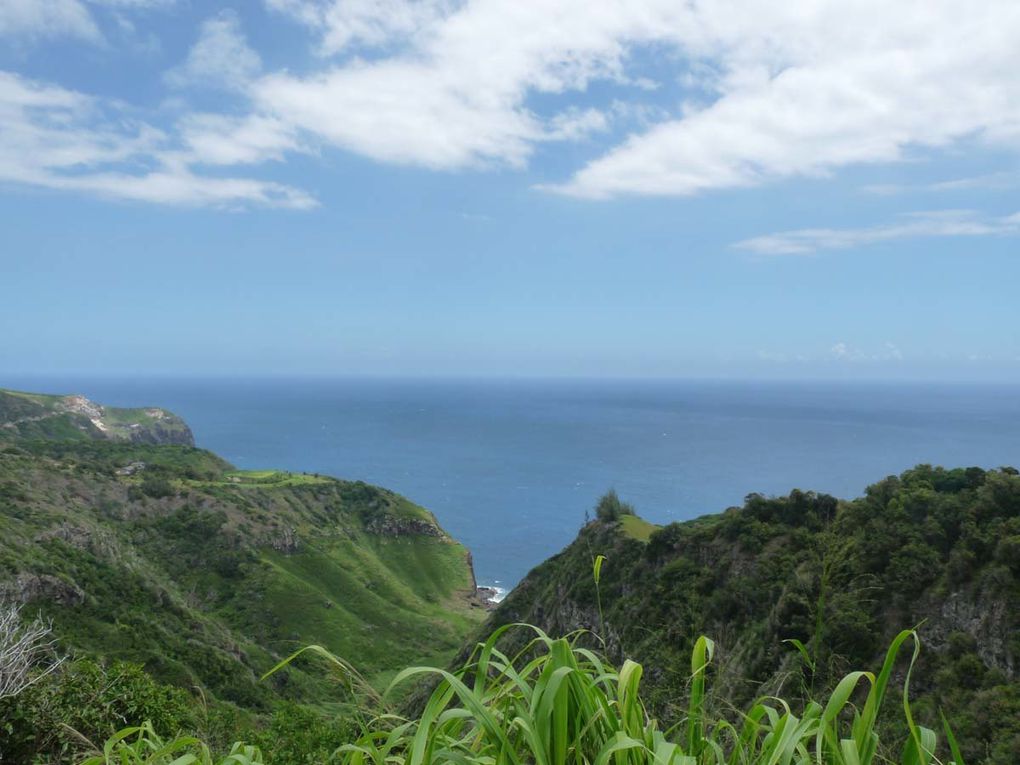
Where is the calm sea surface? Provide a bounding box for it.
[8,377,1020,590]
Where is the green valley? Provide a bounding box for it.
[3,388,1020,764]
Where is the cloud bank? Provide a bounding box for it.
[3,0,1020,210]
[262,0,1020,199]
[0,71,314,209]
[734,210,1020,255]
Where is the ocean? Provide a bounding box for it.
[8,377,1020,592]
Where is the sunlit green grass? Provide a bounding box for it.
[619,514,660,542]
[259,539,479,684]
[0,387,61,407]
[213,469,335,486]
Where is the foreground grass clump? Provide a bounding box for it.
[80,723,263,765]
[85,624,965,765]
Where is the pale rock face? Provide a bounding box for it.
[0,573,86,607]
[925,588,1017,679]
[58,394,105,421]
[266,526,301,553]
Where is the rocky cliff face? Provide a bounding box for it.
[0,572,86,607]
[124,410,195,446]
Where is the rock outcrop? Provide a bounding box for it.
[365,515,447,538]
[1,573,86,607]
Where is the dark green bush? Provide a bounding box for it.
[248,703,355,764]
[594,489,634,522]
[0,658,196,764]
[138,476,176,499]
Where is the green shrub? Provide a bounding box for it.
[595,489,635,522]
[138,476,176,499]
[0,658,197,764]
[248,703,355,764]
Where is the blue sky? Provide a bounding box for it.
[1,0,1018,380]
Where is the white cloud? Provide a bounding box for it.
[0,0,101,42]
[91,0,175,6]
[256,60,541,169]
[547,107,609,141]
[0,70,315,209]
[757,343,902,364]
[268,0,452,54]
[178,113,303,166]
[552,1,1020,198]
[255,0,681,169]
[50,167,315,209]
[756,350,807,363]
[251,0,1020,196]
[830,342,903,363]
[16,0,1020,205]
[0,0,175,44]
[8,1,1020,208]
[862,173,1019,196]
[165,10,261,91]
[734,210,1020,255]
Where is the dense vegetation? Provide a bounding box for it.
[56,624,967,765]
[488,465,1020,764]
[0,434,484,762]
[8,462,1014,764]
[594,489,636,522]
[2,387,1017,763]
[1,653,356,763]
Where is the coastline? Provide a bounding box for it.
[476,583,508,605]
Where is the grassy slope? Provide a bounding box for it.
[618,513,659,541]
[0,388,57,409]
[486,465,1020,764]
[0,439,484,709]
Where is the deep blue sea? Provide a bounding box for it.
[7,377,1020,591]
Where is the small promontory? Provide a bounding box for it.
[0,387,194,446]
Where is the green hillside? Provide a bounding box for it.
[0,389,489,762]
[0,388,193,445]
[485,466,1020,764]
[0,440,484,704]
